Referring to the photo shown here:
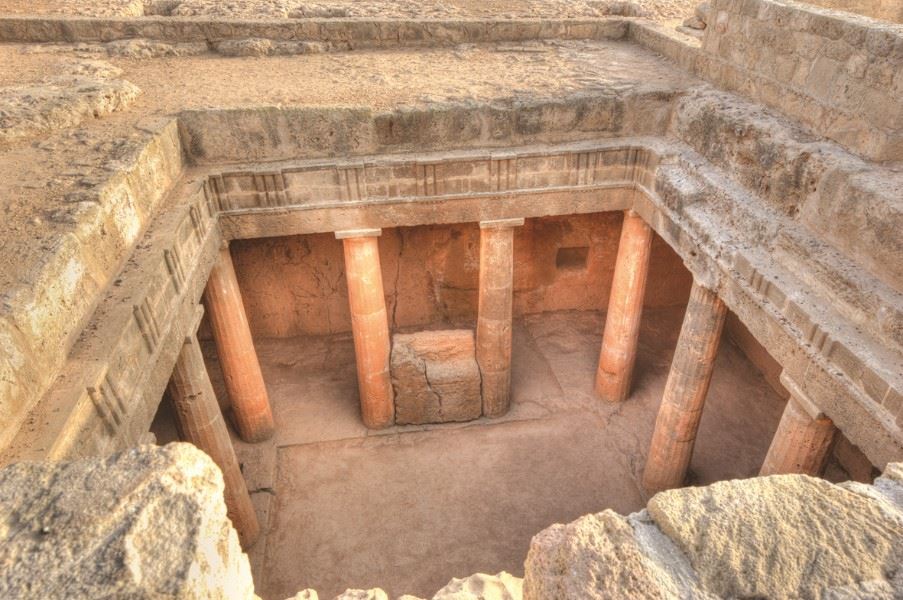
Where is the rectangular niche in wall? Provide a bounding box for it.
[556,246,590,271]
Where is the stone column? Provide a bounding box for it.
[760,372,838,476]
[337,229,394,429]
[168,332,260,548]
[476,218,524,418]
[595,210,653,403]
[642,281,727,494]
[203,245,275,443]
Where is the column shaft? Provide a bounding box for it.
[476,219,521,418]
[595,210,653,402]
[169,333,260,548]
[203,246,275,443]
[643,282,727,494]
[340,232,394,429]
[760,376,837,476]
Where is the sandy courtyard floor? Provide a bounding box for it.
[151,307,852,598]
[159,307,806,599]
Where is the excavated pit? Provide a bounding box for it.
[149,218,838,599]
[1,0,901,597]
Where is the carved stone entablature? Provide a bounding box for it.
[205,142,658,215]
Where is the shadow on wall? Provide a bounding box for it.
[203,213,693,339]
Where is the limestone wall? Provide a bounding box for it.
[0,16,629,47]
[700,0,903,161]
[225,215,692,339]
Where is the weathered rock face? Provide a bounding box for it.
[333,590,388,600]
[0,58,139,142]
[332,572,522,600]
[432,571,523,600]
[0,443,254,600]
[391,330,482,425]
[523,510,680,599]
[524,466,903,600]
[648,474,903,599]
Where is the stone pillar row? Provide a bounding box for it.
[637,277,839,493]
[195,217,840,508]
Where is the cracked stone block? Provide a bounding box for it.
[391,330,482,425]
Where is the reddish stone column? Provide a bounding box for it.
[169,332,260,548]
[337,229,394,429]
[476,218,523,418]
[760,372,838,476]
[203,245,275,443]
[643,281,727,494]
[595,210,653,403]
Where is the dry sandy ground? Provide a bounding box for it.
[151,307,845,599]
[0,0,699,21]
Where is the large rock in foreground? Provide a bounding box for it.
[334,572,522,600]
[391,330,482,425]
[432,571,523,599]
[648,474,903,598]
[524,466,903,599]
[0,443,253,600]
[524,510,682,599]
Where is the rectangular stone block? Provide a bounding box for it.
[391,330,482,425]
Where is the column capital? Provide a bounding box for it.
[689,273,721,296]
[779,371,827,420]
[182,305,205,345]
[335,228,382,240]
[479,218,525,229]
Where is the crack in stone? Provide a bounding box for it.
[421,360,443,418]
[390,230,404,330]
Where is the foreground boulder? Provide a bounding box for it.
[432,571,523,599]
[649,474,903,598]
[0,443,253,600]
[524,511,680,599]
[3,444,900,599]
[524,465,903,599]
[335,572,522,600]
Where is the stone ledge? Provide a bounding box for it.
[2,182,220,464]
[0,16,630,47]
[0,119,183,454]
[629,0,903,162]
[178,93,679,165]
